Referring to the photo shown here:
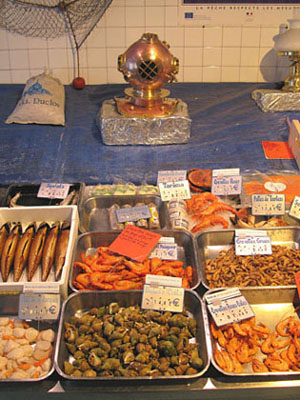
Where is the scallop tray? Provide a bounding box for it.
[0,294,57,382]
[54,290,210,381]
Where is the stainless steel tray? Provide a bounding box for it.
[79,195,168,233]
[196,227,300,290]
[54,290,210,381]
[69,230,200,292]
[0,294,57,382]
[204,287,300,376]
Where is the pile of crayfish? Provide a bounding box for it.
[72,246,193,291]
[212,315,300,373]
[185,193,239,233]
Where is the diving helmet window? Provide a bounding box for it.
[138,59,159,81]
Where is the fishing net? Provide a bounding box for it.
[0,0,112,49]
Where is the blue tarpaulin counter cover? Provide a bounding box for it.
[0,82,299,187]
[1,83,300,400]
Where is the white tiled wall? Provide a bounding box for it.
[0,0,291,84]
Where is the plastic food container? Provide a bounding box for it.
[0,206,78,299]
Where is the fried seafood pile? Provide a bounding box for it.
[0,317,55,380]
[63,303,203,377]
[205,245,300,288]
[212,315,300,373]
[73,246,194,291]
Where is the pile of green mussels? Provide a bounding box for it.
[63,302,203,377]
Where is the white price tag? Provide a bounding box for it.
[235,230,272,256]
[157,170,187,184]
[159,180,191,202]
[251,194,285,216]
[38,183,70,200]
[116,205,151,223]
[19,293,60,321]
[142,284,184,312]
[289,196,300,220]
[206,288,254,327]
[145,274,182,287]
[149,243,178,260]
[211,169,242,196]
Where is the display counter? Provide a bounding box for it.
[0,83,300,399]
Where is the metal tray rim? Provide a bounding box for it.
[196,226,300,291]
[203,287,300,377]
[54,289,210,381]
[69,230,201,292]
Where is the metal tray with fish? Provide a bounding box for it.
[0,206,78,298]
[5,183,84,208]
[196,227,300,291]
[0,294,57,382]
[69,230,200,292]
[204,287,300,376]
[79,195,169,233]
[54,290,210,381]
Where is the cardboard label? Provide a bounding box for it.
[19,293,60,320]
[289,196,300,220]
[157,170,187,184]
[38,183,70,199]
[142,285,184,313]
[262,141,294,159]
[108,225,162,262]
[211,173,242,196]
[116,205,151,223]
[159,180,191,202]
[206,288,254,327]
[251,194,285,216]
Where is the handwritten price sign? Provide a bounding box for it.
[289,196,300,220]
[235,235,272,256]
[38,183,70,199]
[206,288,254,327]
[251,194,285,216]
[211,169,242,196]
[159,180,191,202]
[142,285,184,312]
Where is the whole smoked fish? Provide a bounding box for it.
[54,222,70,281]
[1,223,22,282]
[13,223,35,282]
[41,222,60,281]
[27,222,49,281]
[0,223,10,259]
